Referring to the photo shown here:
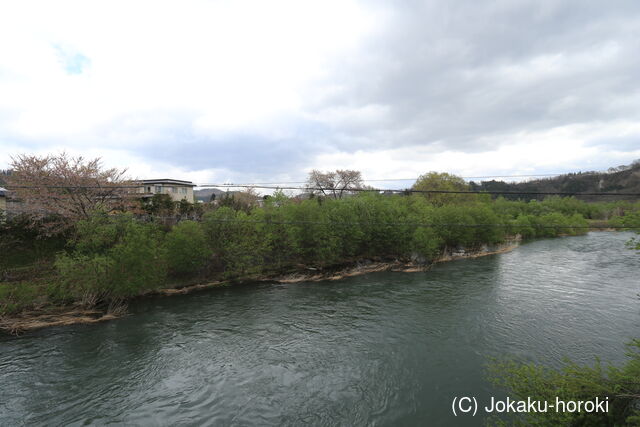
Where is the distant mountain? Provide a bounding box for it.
[193,188,225,202]
[469,160,640,201]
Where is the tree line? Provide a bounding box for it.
[1,153,640,423]
[4,187,639,316]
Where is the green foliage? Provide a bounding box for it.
[165,221,211,275]
[412,171,477,206]
[411,226,442,260]
[0,215,67,270]
[611,211,640,230]
[177,199,194,216]
[0,281,41,315]
[197,193,596,277]
[2,192,608,313]
[106,222,167,296]
[54,254,113,302]
[202,207,268,278]
[538,196,592,217]
[488,340,640,426]
[432,204,476,247]
[216,191,258,213]
[468,204,505,244]
[513,214,537,239]
[142,193,176,216]
[54,214,167,302]
[70,212,131,255]
[283,199,340,264]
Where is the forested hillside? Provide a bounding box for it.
[470,160,640,201]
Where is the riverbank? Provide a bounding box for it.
[3,231,636,426]
[273,237,521,283]
[5,189,626,335]
[0,237,522,334]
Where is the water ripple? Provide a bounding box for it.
[0,232,638,426]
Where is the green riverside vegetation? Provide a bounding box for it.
[487,341,640,426]
[1,192,638,316]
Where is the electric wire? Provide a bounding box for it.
[193,184,640,197]
[6,184,638,197]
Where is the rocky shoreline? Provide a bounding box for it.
[0,237,521,335]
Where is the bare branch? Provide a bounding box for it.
[6,152,137,234]
[306,169,363,199]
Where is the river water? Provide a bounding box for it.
[1,232,638,426]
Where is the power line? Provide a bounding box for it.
[194,173,575,186]
[4,183,640,197]
[196,184,640,197]
[0,172,588,188]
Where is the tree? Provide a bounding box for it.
[306,169,363,199]
[217,188,261,212]
[142,194,175,216]
[178,199,194,217]
[0,169,11,187]
[411,172,474,206]
[6,153,135,234]
[165,221,211,275]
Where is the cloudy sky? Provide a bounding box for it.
[1,0,639,187]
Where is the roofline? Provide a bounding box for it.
[140,179,196,186]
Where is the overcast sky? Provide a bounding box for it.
[1,0,639,186]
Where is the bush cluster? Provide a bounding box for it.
[3,193,636,314]
[488,340,640,426]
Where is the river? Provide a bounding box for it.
[1,232,638,426]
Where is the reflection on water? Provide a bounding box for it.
[1,232,638,426]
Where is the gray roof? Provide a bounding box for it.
[140,179,195,186]
[0,187,6,197]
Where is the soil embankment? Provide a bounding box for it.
[0,238,521,334]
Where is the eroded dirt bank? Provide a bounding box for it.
[1,238,521,335]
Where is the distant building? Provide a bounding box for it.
[138,179,196,202]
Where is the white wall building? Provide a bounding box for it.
[139,179,196,202]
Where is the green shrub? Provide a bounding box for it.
[55,215,167,301]
[411,227,442,260]
[165,221,211,276]
[3,193,613,312]
[71,212,122,255]
[513,214,537,239]
[202,207,268,278]
[107,222,167,296]
[610,211,640,229]
[488,340,640,426]
[54,254,113,301]
[432,205,476,248]
[0,281,41,315]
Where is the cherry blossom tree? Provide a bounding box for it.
[6,153,137,234]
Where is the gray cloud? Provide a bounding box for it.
[95,111,334,177]
[586,135,640,152]
[307,0,640,152]
[3,0,640,178]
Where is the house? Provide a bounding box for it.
[138,179,196,202]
